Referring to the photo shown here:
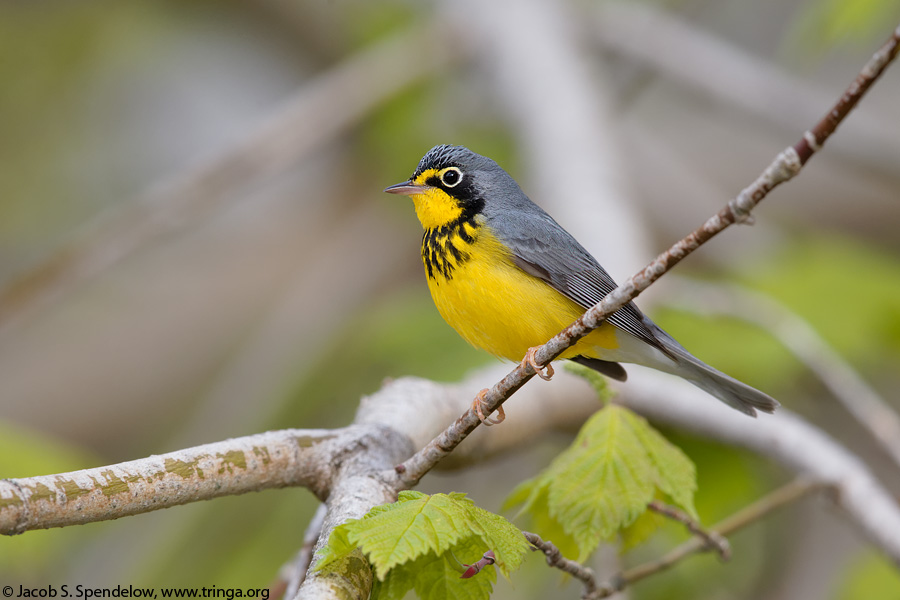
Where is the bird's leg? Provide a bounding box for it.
[472,388,505,426]
[522,346,554,381]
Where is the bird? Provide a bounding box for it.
[384,144,779,424]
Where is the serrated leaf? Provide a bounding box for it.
[320,491,530,589]
[347,491,475,578]
[507,404,698,561]
[631,415,698,518]
[372,535,497,600]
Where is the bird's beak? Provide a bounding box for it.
[383,180,430,196]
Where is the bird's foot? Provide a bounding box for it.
[472,388,505,426]
[522,346,554,381]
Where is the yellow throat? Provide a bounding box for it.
[404,170,620,362]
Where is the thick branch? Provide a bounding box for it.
[0,427,392,535]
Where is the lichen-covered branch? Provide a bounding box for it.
[2,427,348,535]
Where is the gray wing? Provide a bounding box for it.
[489,209,673,358]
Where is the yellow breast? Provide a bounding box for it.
[423,219,619,362]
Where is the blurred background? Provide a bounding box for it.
[1,0,899,597]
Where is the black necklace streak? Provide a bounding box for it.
[422,215,480,282]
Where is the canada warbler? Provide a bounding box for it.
[385,145,779,420]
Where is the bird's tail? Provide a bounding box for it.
[651,327,780,417]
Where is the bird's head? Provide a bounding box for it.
[384,144,491,229]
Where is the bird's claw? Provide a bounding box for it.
[472,388,505,426]
[522,347,554,381]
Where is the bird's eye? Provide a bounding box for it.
[440,167,462,187]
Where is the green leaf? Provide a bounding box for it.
[631,418,698,519]
[507,404,697,561]
[318,491,530,595]
[372,535,497,600]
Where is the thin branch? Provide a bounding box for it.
[794,23,900,165]
[647,500,730,561]
[668,279,900,472]
[393,21,900,488]
[0,23,458,336]
[524,532,598,596]
[590,479,824,598]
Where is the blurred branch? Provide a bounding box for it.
[0,23,459,337]
[591,3,900,180]
[668,280,900,472]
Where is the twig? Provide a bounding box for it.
[794,23,900,166]
[668,280,900,472]
[647,500,731,561]
[588,479,824,598]
[393,22,900,489]
[524,532,598,596]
